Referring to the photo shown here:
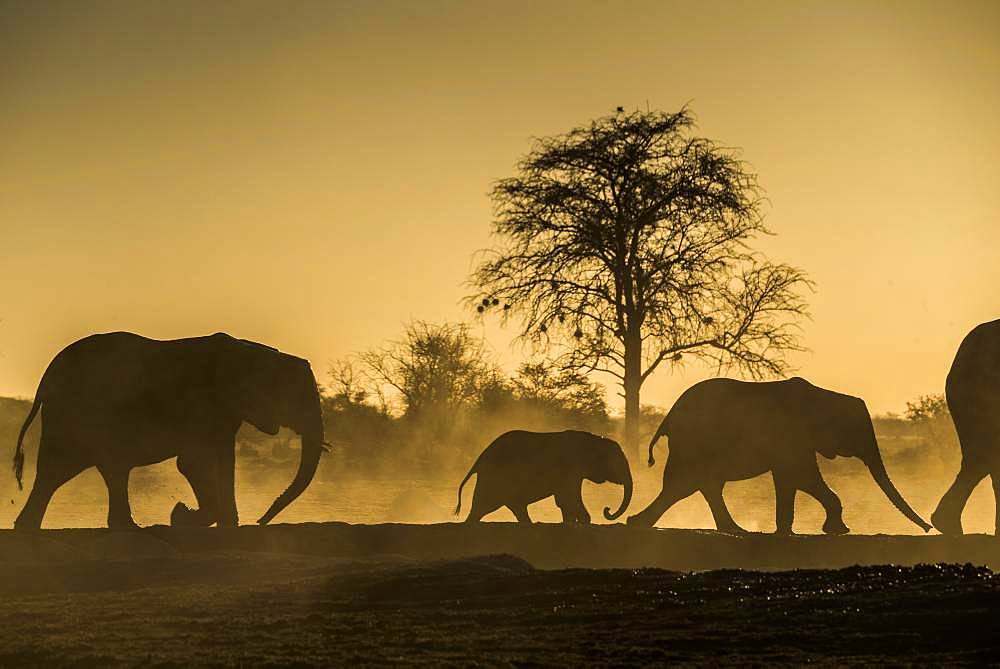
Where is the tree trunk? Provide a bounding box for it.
[622,333,642,461]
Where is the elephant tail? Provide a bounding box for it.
[454,460,479,516]
[647,415,673,467]
[13,395,42,490]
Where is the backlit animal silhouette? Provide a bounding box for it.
[456,430,632,523]
[13,332,325,529]
[932,319,1000,535]
[627,377,931,534]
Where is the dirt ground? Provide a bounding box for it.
[0,552,997,666]
[0,525,998,665]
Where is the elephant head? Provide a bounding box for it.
[820,394,931,532]
[216,334,325,525]
[583,435,633,521]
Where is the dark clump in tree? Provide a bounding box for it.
[468,107,812,457]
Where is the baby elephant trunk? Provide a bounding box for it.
[603,459,634,521]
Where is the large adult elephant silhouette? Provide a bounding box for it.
[627,377,931,534]
[456,430,633,523]
[932,319,1000,535]
[12,332,326,529]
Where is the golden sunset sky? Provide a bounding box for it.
[1,0,998,414]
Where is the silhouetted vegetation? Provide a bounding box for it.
[322,321,612,475]
[467,107,812,457]
[872,393,959,475]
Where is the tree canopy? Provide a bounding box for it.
[468,107,812,454]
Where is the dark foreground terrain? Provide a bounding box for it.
[0,524,998,665]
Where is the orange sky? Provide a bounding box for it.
[1,0,998,414]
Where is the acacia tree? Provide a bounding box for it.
[468,108,812,457]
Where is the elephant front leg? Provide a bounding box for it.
[931,460,987,535]
[174,453,230,527]
[213,446,239,527]
[992,473,1000,537]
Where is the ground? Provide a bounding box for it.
[0,524,998,666]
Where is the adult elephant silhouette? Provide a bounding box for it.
[12,332,326,529]
[627,377,931,534]
[932,319,1000,535]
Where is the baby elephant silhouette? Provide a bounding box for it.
[456,430,632,523]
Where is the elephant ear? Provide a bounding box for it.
[213,333,285,434]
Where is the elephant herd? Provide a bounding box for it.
[456,379,932,534]
[10,319,1000,536]
[460,318,1000,536]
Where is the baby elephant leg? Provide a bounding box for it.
[508,504,533,523]
[555,486,590,524]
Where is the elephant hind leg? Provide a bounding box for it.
[932,459,988,535]
[700,483,745,534]
[14,437,89,530]
[464,482,502,523]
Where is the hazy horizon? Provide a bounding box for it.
[2,0,999,415]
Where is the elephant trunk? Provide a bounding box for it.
[256,434,323,525]
[865,451,932,532]
[603,458,633,521]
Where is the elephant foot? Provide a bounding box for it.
[171,502,215,528]
[822,517,850,535]
[13,513,43,531]
[930,508,963,536]
[715,523,748,535]
[625,513,656,528]
[774,527,795,536]
[108,517,140,531]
